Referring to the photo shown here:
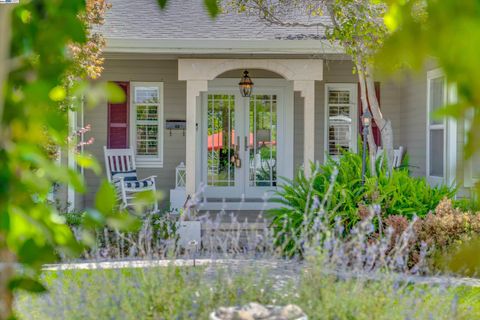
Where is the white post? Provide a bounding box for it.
[294,80,316,177]
[185,80,207,196]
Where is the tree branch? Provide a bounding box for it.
[237,0,332,29]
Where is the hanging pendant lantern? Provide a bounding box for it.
[239,70,254,97]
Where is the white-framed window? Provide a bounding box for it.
[426,69,457,186]
[130,82,164,168]
[324,83,358,159]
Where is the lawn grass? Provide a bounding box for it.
[14,263,480,320]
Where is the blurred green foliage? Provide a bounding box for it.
[442,237,480,277]
[0,1,139,317]
[380,0,480,275]
[380,0,480,185]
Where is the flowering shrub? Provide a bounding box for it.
[382,198,480,271]
[415,198,480,249]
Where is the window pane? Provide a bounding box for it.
[136,105,158,121]
[135,87,159,103]
[472,152,480,180]
[429,129,444,177]
[136,124,158,155]
[329,90,350,104]
[328,90,352,156]
[429,77,445,125]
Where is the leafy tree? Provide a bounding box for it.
[70,0,111,81]
[379,0,480,194]
[224,0,395,169]
[0,1,133,318]
[48,0,111,161]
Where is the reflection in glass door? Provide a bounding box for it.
[247,95,277,189]
[202,84,288,202]
[206,94,237,189]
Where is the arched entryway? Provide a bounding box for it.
[178,59,323,202]
[200,76,293,208]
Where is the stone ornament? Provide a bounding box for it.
[210,302,307,320]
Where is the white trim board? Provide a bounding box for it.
[105,38,344,55]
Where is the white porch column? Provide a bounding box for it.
[185,80,208,196]
[294,80,316,177]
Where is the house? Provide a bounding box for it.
[66,0,479,213]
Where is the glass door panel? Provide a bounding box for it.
[202,85,287,202]
[206,94,237,188]
[247,94,278,191]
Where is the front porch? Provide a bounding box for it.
[72,56,464,213]
[179,58,322,210]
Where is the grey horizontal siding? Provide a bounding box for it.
[83,59,186,209]
[81,58,405,209]
[399,73,427,177]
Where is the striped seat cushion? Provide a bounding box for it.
[124,178,155,189]
[111,170,138,182]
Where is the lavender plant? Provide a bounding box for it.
[14,171,479,319]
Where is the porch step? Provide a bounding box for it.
[197,210,271,223]
[194,211,270,251]
[201,222,268,231]
[200,222,272,252]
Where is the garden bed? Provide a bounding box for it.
[16,261,480,319]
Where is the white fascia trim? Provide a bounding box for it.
[104,38,344,55]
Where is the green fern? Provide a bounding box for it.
[268,149,456,256]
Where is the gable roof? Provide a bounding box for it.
[100,0,330,41]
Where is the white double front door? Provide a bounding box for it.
[200,79,293,201]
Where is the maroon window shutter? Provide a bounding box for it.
[358,82,381,146]
[107,81,129,149]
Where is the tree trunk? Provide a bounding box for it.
[356,60,377,174]
[0,6,15,320]
[0,6,12,122]
[365,66,394,171]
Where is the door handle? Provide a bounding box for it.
[245,136,249,151]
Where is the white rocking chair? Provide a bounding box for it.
[376,146,405,169]
[104,147,158,212]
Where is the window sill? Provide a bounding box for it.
[136,159,163,168]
